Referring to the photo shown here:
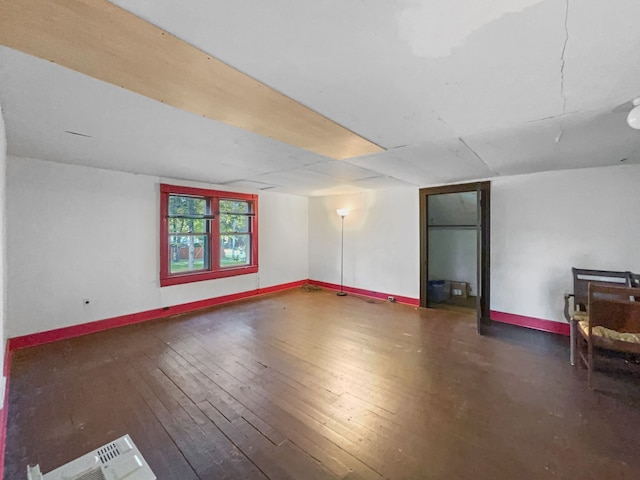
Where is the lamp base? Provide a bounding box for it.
[336,292,347,297]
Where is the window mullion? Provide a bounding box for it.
[211,196,220,271]
[160,191,169,279]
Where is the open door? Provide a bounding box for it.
[476,183,490,334]
[420,182,491,334]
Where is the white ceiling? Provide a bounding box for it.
[1,0,640,196]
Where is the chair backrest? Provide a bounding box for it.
[572,268,632,311]
[588,283,640,332]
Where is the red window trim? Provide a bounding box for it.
[160,184,259,287]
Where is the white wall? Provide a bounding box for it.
[307,164,640,325]
[491,164,640,322]
[257,189,308,288]
[308,188,420,299]
[8,155,639,338]
[7,156,308,337]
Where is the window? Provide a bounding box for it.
[160,184,258,286]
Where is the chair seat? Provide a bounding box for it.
[571,311,589,322]
[577,320,640,344]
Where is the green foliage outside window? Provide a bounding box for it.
[168,195,207,234]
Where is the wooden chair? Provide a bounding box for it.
[576,284,640,388]
[564,268,632,365]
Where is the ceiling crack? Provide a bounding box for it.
[560,0,570,113]
[458,137,497,176]
[524,109,579,124]
[436,112,457,137]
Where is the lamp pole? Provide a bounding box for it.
[336,209,349,296]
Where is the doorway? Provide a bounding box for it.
[419,182,491,334]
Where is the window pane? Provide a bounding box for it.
[220,200,250,234]
[169,195,208,234]
[220,200,249,214]
[220,214,249,233]
[220,235,250,267]
[170,235,209,273]
[169,217,207,234]
[169,195,206,215]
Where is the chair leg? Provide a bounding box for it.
[570,321,576,366]
[587,339,593,389]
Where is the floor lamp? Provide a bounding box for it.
[336,208,349,296]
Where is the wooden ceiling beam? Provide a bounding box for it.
[0,0,384,160]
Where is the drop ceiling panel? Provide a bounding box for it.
[248,169,339,191]
[308,184,382,197]
[244,166,404,196]
[422,0,566,135]
[562,0,640,113]
[303,161,381,182]
[463,108,640,176]
[246,172,344,196]
[350,175,413,190]
[348,139,494,186]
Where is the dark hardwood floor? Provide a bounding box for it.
[6,288,640,479]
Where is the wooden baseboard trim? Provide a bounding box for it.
[307,279,420,306]
[490,310,570,336]
[8,279,308,351]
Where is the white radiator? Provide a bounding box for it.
[27,434,156,480]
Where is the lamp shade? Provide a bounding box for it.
[336,208,349,217]
[628,105,640,130]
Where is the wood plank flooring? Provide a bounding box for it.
[5,288,640,479]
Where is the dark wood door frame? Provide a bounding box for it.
[419,181,491,334]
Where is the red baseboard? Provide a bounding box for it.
[307,279,420,306]
[490,310,570,336]
[7,283,570,351]
[8,279,307,351]
[0,342,11,480]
